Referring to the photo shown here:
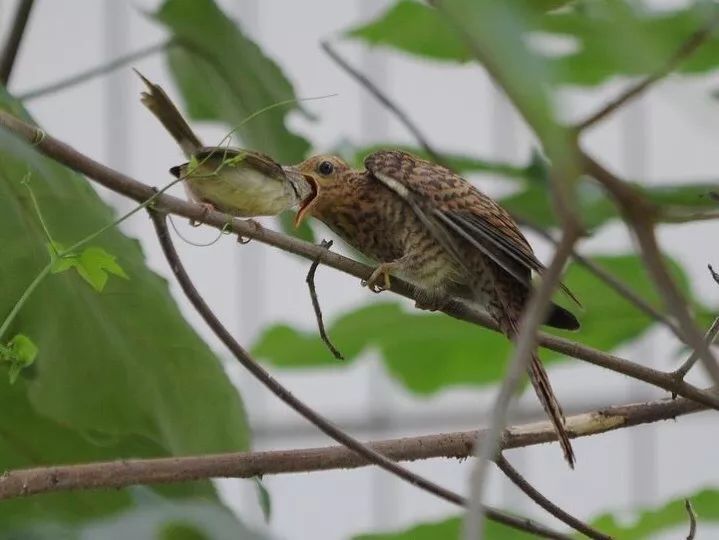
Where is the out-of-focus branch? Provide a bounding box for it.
[685,499,697,540]
[465,228,580,540]
[1,111,719,410]
[149,211,570,539]
[0,392,704,501]
[674,317,719,380]
[0,0,35,86]
[17,39,172,101]
[576,15,719,131]
[495,456,612,540]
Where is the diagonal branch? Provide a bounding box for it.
[0,0,36,86]
[0,392,704,502]
[1,110,719,410]
[148,210,568,539]
[464,228,580,540]
[495,455,611,540]
[576,14,719,131]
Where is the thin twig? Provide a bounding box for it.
[709,264,719,286]
[148,211,568,539]
[464,228,580,540]
[685,499,697,540]
[321,41,443,165]
[2,111,719,410]
[17,39,172,101]
[495,455,612,540]
[674,317,719,380]
[306,239,344,360]
[0,0,35,86]
[0,393,704,501]
[576,15,719,131]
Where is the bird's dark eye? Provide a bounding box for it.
[318,161,334,176]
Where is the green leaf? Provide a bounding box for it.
[48,246,129,292]
[253,477,272,523]
[277,211,314,243]
[0,88,249,525]
[153,0,310,163]
[4,334,38,384]
[348,1,719,87]
[253,254,712,394]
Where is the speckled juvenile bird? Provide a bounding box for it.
[291,150,580,467]
[136,71,311,217]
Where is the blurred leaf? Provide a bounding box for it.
[0,490,271,540]
[349,1,719,87]
[0,89,248,524]
[353,515,534,540]
[154,0,310,164]
[353,490,719,539]
[253,254,712,394]
[590,489,719,538]
[277,211,314,243]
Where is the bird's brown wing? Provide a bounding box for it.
[364,150,580,305]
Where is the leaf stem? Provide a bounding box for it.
[0,263,51,341]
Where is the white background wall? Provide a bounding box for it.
[2,0,719,538]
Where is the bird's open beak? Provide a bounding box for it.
[283,166,319,228]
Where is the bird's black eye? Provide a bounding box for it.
[318,160,334,176]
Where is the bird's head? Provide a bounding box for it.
[285,154,352,227]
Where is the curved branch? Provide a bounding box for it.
[0,393,704,501]
[496,456,611,540]
[0,110,718,411]
[149,211,567,539]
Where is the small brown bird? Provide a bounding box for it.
[292,150,580,466]
[136,71,311,217]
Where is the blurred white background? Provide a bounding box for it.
[2,0,719,538]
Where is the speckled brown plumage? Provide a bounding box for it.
[292,150,579,467]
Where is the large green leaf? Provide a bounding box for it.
[253,255,712,394]
[353,490,719,539]
[349,1,719,87]
[153,0,314,240]
[0,91,248,522]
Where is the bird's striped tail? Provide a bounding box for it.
[527,351,575,468]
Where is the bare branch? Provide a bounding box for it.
[1,111,719,410]
[465,228,580,539]
[495,456,612,540]
[0,393,704,502]
[0,0,35,86]
[685,499,697,540]
[321,41,443,165]
[674,317,719,380]
[576,15,719,131]
[17,39,172,101]
[709,264,719,287]
[149,211,568,539]
[306,239,344,360]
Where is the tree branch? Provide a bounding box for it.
[495,455,611,540]
[17,39,172,101]
[576,14,719,131]
[149,211,570,539]
[1,110,718,411]
[465,228,580,540]
[306,239,344,360]
[0,393,704,501]
[0,0,35,86]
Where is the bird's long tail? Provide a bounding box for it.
[526,350,575,467]
[134,70,202,157]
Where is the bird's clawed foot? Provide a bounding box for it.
[362,262,396,293]
[190,202,217,227]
